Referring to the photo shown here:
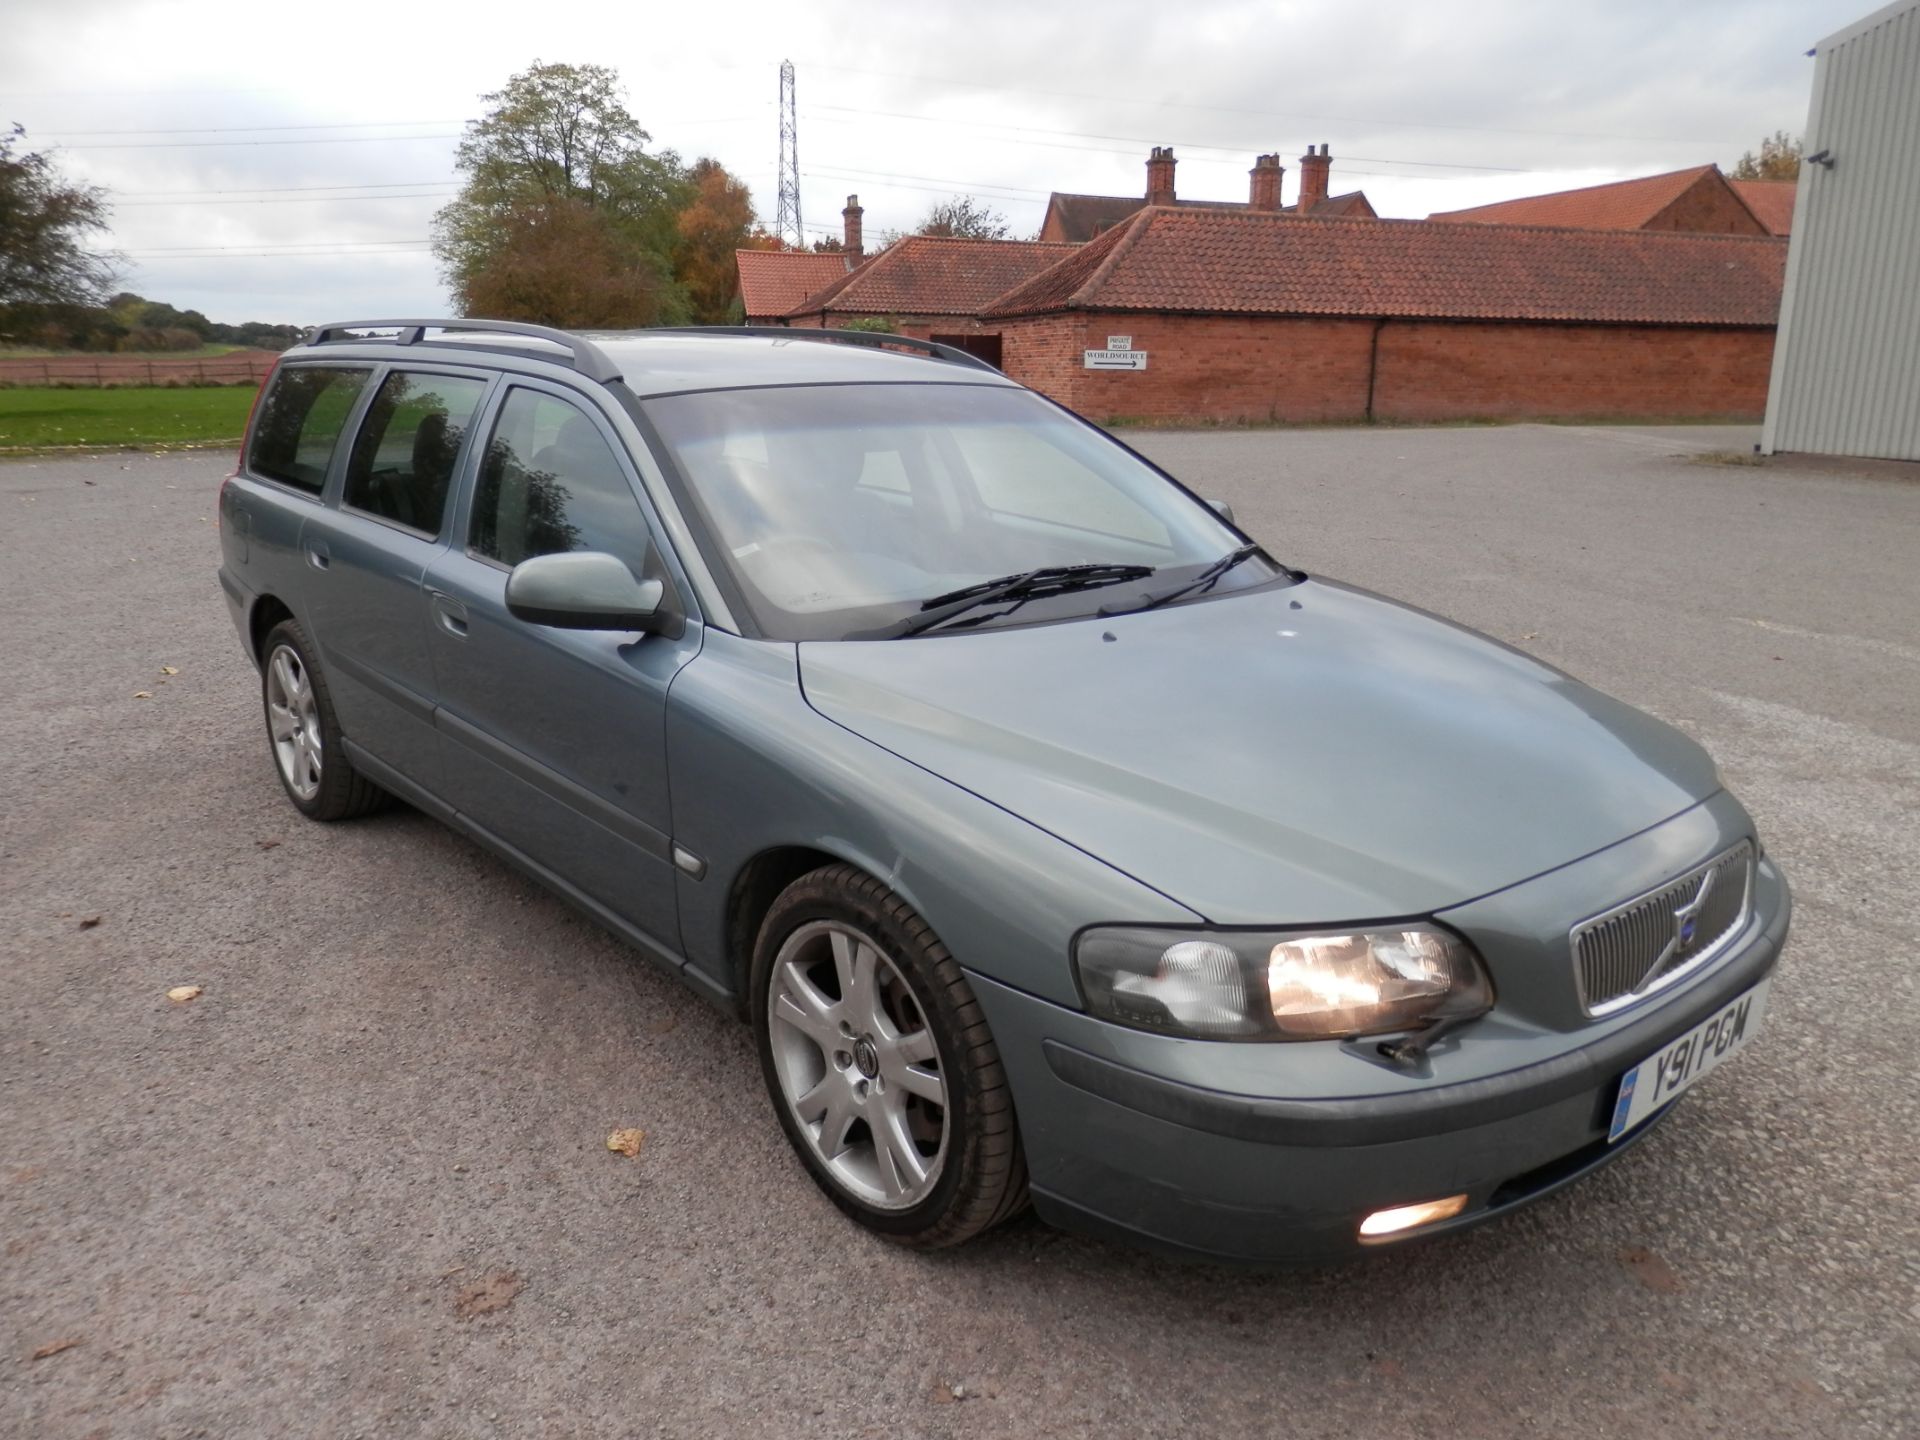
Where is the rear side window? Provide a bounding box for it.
[342,370,489,537]
[469,388,652,572]
[247,366,370,493]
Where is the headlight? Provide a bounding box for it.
[1073,925,1493,1041]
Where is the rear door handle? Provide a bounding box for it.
[304,540,330,570]
[427,589,468,638]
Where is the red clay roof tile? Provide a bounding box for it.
[983,206,1786,327]
[1044,189,1375,239]
[1729,180,1796,236]
[1428,166,1727,230]
[735,249,853,319]
[785,236,1077,319]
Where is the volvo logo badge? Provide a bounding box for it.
[853,1037,880,1079]
[1671,869,1716,957]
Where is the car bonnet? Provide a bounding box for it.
[796,579,1720,925]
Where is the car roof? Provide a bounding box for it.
[592,331,1019,397]
[280,327,1021,399]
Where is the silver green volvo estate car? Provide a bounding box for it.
[217,320,1789,1263]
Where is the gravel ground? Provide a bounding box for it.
[2,425,1915,1439]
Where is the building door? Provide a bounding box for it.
[930,333,1002,370]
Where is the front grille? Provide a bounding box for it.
[1572,841,1753,1015]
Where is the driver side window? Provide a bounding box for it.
[469,389,653,575]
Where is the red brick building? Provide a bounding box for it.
[736,248,856,325]
[781,232,1075,366]
[1430,165,1771,236]
[1039,145,1374,241]
[985,206,1786,424]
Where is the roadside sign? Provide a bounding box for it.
[1107,335,1133,350]
[1084,349,1148,370]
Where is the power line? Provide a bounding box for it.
[115,180,455,197]
[798,60,1744,148]
[808,104,1529,172]
[37,118,463,137]
[127,251,433,260]
[114,192,456,208]
[117,237,429,254]
[58,134,462,151]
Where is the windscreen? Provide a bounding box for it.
[644,383,1252,640]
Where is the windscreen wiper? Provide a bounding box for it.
[863,563,1156,640]
[1098,543,1264,617]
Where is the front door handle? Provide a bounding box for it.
[304,539,330,570]
[428,589,468,638]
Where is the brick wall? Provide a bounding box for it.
[798,312,983,338]
[999,312,1776,424]
[1647,175,1770,236]
[1374,322,1773,421]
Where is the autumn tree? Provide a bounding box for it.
[0,126,117,310]
[916,195,1012,241]
[674,158,759,324]
[1731,131,1802,182]
[433,62,693,325]
[461,199,673,329]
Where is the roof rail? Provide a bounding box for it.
[650,325,1002,374]
[302,318,622,384]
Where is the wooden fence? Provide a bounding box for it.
[0,350,281,387]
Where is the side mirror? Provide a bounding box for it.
[505,552,665,631]
[1209,499,1236,525]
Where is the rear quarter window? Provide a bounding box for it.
[247,366,371,493]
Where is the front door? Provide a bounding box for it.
[425,380,698,952]
[298,365,492,788]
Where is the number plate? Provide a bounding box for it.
[1608,979,1770,1142]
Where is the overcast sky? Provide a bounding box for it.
[2,0,1852,326]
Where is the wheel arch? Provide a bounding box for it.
[248,593,296,666]
[724,844,883,1018]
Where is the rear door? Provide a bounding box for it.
[227,362,376,637]
[297,365,493,790]
[424,379,700,951]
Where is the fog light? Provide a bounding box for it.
[1358,1194,1470,1239]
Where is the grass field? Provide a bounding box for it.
[0,386,256,450]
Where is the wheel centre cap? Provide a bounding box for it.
[852,1038,880,1079]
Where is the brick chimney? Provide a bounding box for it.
[1145,146,1177,206]
[1296,144,1330,213]
[1248,153,1284,212]
[842,194,864,259]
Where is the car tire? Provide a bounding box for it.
[752,864,1029,1248]
[260,619,388,822]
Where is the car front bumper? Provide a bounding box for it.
[967,854,1789,1266]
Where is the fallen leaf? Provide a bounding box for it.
[606,1128,645,1158]
[31,1338,81,1361]
[454,1271,522,1319]
[77,916,101,931]
[1619,1246,1684,1294]
[160,666,178,676]
[256,839,281,851]
[133,691,152,700]
[166,985,203,1004]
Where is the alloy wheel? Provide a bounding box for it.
[266,643,322,802]
[766,920,949,1210]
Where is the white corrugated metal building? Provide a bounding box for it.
[1761,0,1920,461]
